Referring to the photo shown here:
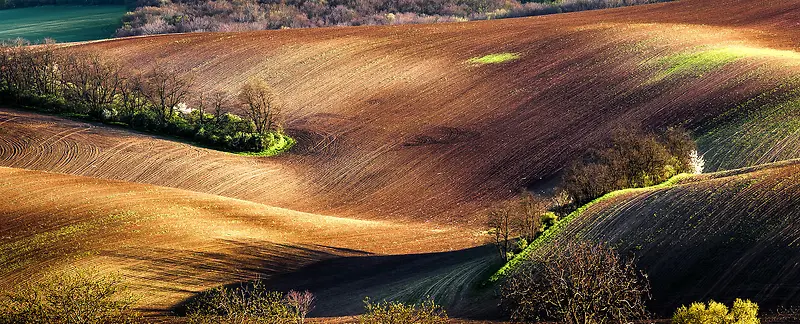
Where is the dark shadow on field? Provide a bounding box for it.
[176,243,503,320]
[261,243,503,319]
[102,240,369,296]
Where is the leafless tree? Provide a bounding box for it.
[550,188,573,212]
[238,79,281,136]
[285,290,315,324]
[117,73,148,118]
[487,208,515,262]
[138,65,192,125]
[62,51,123,118]
[501,241,651,323]
[517,194,549,242]
[209,90,231,124]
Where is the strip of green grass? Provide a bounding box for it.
[0,5,126,43]
[467,52,521,65]
[488,173,692,283]
[235,132,296,157]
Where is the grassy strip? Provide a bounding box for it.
[487,173,692,283]
[467,53,521,65]
[235,132,296,157]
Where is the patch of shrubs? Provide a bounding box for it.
[359,297,448,324]
[0,41,293,155]
[185,281,314,324]
[487,194,559,261]
[562,128,696,205]
[0,271,141,324]
[673,299,760,324]
[500,240,651,323]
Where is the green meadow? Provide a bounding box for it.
[0,5,126,43]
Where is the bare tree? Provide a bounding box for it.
[501,241,651,323]
[209,90,231,125]
[517,194,549,242]
[285,290,315,324]
[62,51,123,118]
[550,188,573,213]
[117,73,149,119]
[139,65,192,125]
[487,208,515,262]
[238,79,281,136]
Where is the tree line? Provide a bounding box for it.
[0,40,292,154]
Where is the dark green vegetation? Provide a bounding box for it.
[0,6,126,42]
[0,44,294,155]
[0,0,124,9]
[0,271,141,324]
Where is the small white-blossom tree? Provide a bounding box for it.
[689,150,705,174]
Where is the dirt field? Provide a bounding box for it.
[1,0,800,321]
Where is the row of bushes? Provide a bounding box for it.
[0,41,292,154]
[0,270,449,324]
[113,0,673,37]
[0,264,765,324]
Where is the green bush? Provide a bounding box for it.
[541,212,558,231]
[0,271,141,324]
[672,299,760,324]
[185,281,298,324]
[359,297,448,324]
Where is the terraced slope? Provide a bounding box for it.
[534,161,800,314]
[0,167,483,313]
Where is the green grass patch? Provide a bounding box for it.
[236,132,296,157]
[698,94,800,172]
[0,5,126,43]
[650,48,745,82]
[467,52,521,65]
[488,173,692,283]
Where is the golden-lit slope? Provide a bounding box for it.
[42,0,800,224]
[0,167,481,312]
[537,161,800,314]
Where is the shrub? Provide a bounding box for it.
[501,241,650,323]
[563,128,695,204]
[672,299,760,324]
[0,271,141,324]
[359,297,448,324]
[185,282,312,324]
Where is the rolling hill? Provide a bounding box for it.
[530,160,800,315]
[64,0,800,224]
[1,0,800,320]
[0,166,484,314]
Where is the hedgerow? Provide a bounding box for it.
[0,42,294,155]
